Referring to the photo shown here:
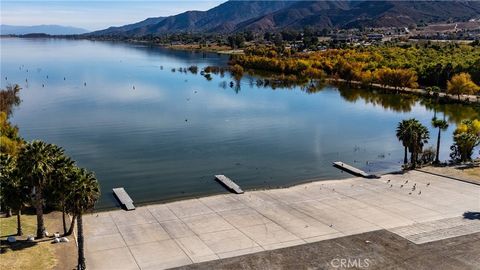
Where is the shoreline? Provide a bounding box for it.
[327,78,480,104]
[93,169,402,212]
[92,163,480,213]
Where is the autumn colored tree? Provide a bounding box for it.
[447,73,480,98]
[450,119,480,162]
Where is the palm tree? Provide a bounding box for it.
[396,119,414,165]
[396,119,430,168]
[46,155,75,235]
[0,154,28,236]
[409,120,430,168]
[67,167,100,270]
[431,115,449,164]
[17,140,65,238]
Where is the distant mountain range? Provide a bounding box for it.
[88,0,480,36]
[1,24,89,35]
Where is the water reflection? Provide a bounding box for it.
[1,37,478,209]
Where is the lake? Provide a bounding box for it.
[1,37,478,209]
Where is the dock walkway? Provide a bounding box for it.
[333,161,378,178]
[215,175,244,194]
[112,187,135,210]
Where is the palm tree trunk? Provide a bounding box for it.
[35,186,45,239]
[435,128,441,164]
[65,215,76,236]
[17,209,23,236]
[77,214,86,270]
[410,149,416,168]
[404,146,408,165]
[62,206,67,235]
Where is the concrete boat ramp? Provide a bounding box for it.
[84,170,480,270]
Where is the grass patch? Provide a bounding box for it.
[0,213,57,270]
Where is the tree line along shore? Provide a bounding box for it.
[227,43,480,103]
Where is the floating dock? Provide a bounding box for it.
[214,175,244,194]
[112,187,135,210]
[333,161,379,179]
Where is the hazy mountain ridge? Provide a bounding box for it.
[88,0,480,36]
[89,17,166,36]
[1,24,88,35]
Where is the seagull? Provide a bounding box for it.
[418,191,422,195]
[185,119,188,122]
[84,82,87,86]
[133,86,135,90]
[405,180,408,184]
[64,77,66,80]
[408,192,412,195]
[42,84,44,87]
[427,183,430,187]
[387,179,391,183]
[400,185,404,188]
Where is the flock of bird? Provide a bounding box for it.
[386,178,430,195]
[9,65,205,124]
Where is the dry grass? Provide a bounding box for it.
[420,164,480,185]
[464,167,480,178]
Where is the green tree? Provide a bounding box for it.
[431,115,449,164]
[66,168,100,270]
[17,141,66,238]
[396,119,413,165]
[45,154,76,235]
[409,121,430,168]
[396,119,430,168]
[0,154,29,235]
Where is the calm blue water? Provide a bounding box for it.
[1,38,478,209]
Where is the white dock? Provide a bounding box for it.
[112,187,135,210]
[333,161,379,178]
[214,175,244,194]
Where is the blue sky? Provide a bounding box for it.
[1,1,226,31]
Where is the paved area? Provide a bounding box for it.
[84,170,480,270]
[174,230,480,270]
[390,216,480,244]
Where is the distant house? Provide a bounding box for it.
[331,34,360,43]
[367,34,384,41]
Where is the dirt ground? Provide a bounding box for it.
[418,164,480,185]
[174,230,480,270]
